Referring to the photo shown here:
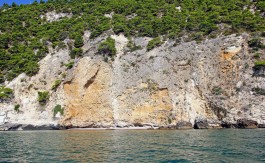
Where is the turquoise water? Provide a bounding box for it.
[0,129,264,162]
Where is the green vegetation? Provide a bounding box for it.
[253,53,261,59]
[52,80,61,90]
[127,38,142,52]
[0,86,13,100]
[98,37,116,56]
[14,104,20,113]
[65,61,74,69]
[74,35,84,48]
[0,0,264,81]
[147,37,162,51]
[254,61,265,67]
[70,48,83,59]
[212,86,223,95]
[252,87,265,96]
[248,38,265,50]
[37,91,49,105]
[53,104,64,117]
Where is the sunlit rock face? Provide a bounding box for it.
[1,33,265,129]
[62,58,114,128]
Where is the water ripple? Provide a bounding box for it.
[0,129,264,162]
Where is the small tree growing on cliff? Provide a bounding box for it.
[38,91,49,105]
[74,35,84,48]
[53,105,64,117]
[147,37,162,51]
[98,37,116,57]
[0,86,13,101]
[52,80,61,90]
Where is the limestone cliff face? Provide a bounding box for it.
[62,58,113,127]
[1,33,264,129]
[0,49,70,128]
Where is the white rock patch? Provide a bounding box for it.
[41,11,72,22]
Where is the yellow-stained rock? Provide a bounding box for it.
[61,57,114,127]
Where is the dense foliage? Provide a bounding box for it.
[0,0,264,81]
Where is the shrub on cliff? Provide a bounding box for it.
[254,61,265,67]
[248,39,265,50]
[252,87,265,96]
[64,61,74,69]
[0,86,13,100]
[51,80,61,90]
[70,48,83,59]
[74,35,84,48]
[37,91,49,105]
[53,105,64,117]
[147,37,162,51]
[98,37,116,56]
[14,104,20,113]
[127,38,142,52]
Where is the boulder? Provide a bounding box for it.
[176,121,193,129]
[194,118,209,129]
[236,119,258,129]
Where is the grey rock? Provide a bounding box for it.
[194,118,209,129]
[22,124,61,130]
[176,121,193,129]
[221,122,237,128]
[258,124,265,128]
[0,123,22,131]
[158,125,176,130]
[1,33,264,129]
[236,119,258,129]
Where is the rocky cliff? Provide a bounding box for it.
[0,32,264,130]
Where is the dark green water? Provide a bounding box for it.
[0,129,264,162]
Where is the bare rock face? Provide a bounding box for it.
[1,33,265,129]
[236,119,258,129]
[41,11,72,22]
[194,118,209,129]
[176,121,193,129]
[61,57,114,128]
[0,49,69,128]
[258,124,265,128]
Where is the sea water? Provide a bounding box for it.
[0,129,264,162]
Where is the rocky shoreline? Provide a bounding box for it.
[1,118,264,131]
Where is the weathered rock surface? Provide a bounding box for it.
[258,124,265,128]
[40,11,72,22]
[0,123,61,131]
[62,58,114,128]
[194,118,209,129]
[0,123,22,131]
[236,119,258,129]
[1,32,265,130]
[176,121,193,129]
